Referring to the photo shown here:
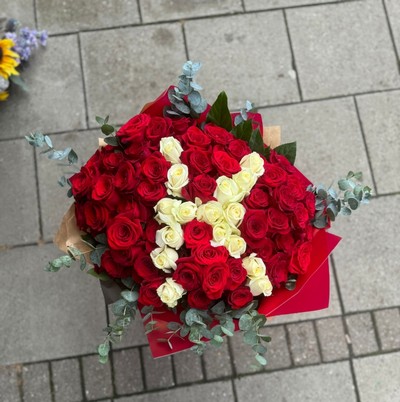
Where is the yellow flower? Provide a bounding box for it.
[0,91,9,101]
[0,39,20,79]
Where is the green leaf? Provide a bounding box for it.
[341,206,352,216]
[112,299,127,316]
[98,354,108,364]
[96,116,105,125]
[121,277,134,289]
[10,74,29,92]
[258,335,271,342]
[252,344,267,354]
[338,179,352,191]
[79,256,87,271]
[231,119,252,142]
[98,342,110,357]
[87,268,110,281]
[221,326,234,337]
[274,142,297,165]
[347,197,359,210]
[121,290,139,303]
[239,314,253,331]
[213,334,224,343]
[167,322,181,331]
[67,149,78,164]
[90,244,107,266]
[248,128,265,154]
[104,136,119,147]
[255,353,267,366]
[101,124,115,135]
[211,301,226,315]
[94,233,107,245]
[243,330,258,345]
[206,91,232,132]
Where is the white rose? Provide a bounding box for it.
[226,235,247,258]
[232,170,258,193]
[214,176,245,205]
[166,163,189,197]
[156,225,184,250]
[156,278,186,308]
[173,201,197,224]
[155,198,182,215]
[224,202,246,228]
[211,221,232,247]
[242,253,266,278]
[248,276,273,297]
[159,136,183,164]
[240,152,265,177]
[196,201,224,226]
[150,246,179,272]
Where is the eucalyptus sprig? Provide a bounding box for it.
[95,115,120,147]
[144,300,271,366]
[166,61,207,118]
[310,171,372,228]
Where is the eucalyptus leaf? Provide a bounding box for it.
[121,290,139,303]
[101,124,115,135]
[87,268,110,281]
[104,136,119,146]
[255,354,267,366]
[98,342,110,357]
[96,116,105,125]
[243,330,258,345]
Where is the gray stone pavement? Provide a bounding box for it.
[0,0,399,401]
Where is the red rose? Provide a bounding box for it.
[182,174,217,203]
[117,197,149,220]
[114,161,138,194]
[110,246,142,267]
[100,250,131,278]
[141,152,170,183]
[171,116,195,136]
[106,215,143,250]
[101,149,125,173]
[204,124,233,144]
[267,208,290,234]
[134,253,161,282]
[70,166,95,199]
[83,201,110,233]
[173,257,202,291]
[305,191,316,215]
[243,187,270,209]
[275,185,297,211]
[227,286,253,309]
[139,279,164,307]
[226,258,247,290]
[226,139,251,161]
[267,253,290,287]
[212,148,241,176]
[275,233,295,253]
[117,113,150,146]
[181,149,213,176]
[187,288,212,310]
[182,126,211,149]
[144,218,160,252]
[194,244,228,265]
[74,202,86,231]
[252,238,275,261]
[145,116,172,145]
[269,150,296,174]
[293,203,310,229]
[136,180,167,204]
[289,242,312,274]
[261,163,287,187]
[240,210,269,248]
[92,175,119,206]
[202,262,230,299]
[183,220,213,248]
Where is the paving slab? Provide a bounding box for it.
[286,0,400,99]
[373,308,400,351]
[258,97,373,191]
[114,380,234,401]
[0,35,86,139]
[0,0,35,26]
[113,348,144,395]
[356,90,400,194]
[82,355,113,400]
[287,321,320,366]
[354,352,400,402]
[172,349,203,384]
[333,195,400,312]
[385,0,400,57]
[315,317,349,362]
[112,314,148,349]
[0,139,39,245]
[142,346,175,390]
[36,129,101,241]
[22,363,51,402]
[231,325,291,374]
[140,0,242,23]
[235,361,356,402]
[36,0,140,34]
[245,0,332,10]
[346,313,379,356]
[80,24,186,127]
[0,244,107,364]
[203,341,232,380]
[185,12,300,110]
[0,364,22,402]
[51,358,83,402]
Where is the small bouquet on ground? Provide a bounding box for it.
[26,61,371,365]
[0,17,47,101]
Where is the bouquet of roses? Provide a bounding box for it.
[26,61,371,365]
[0,17,47,101]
